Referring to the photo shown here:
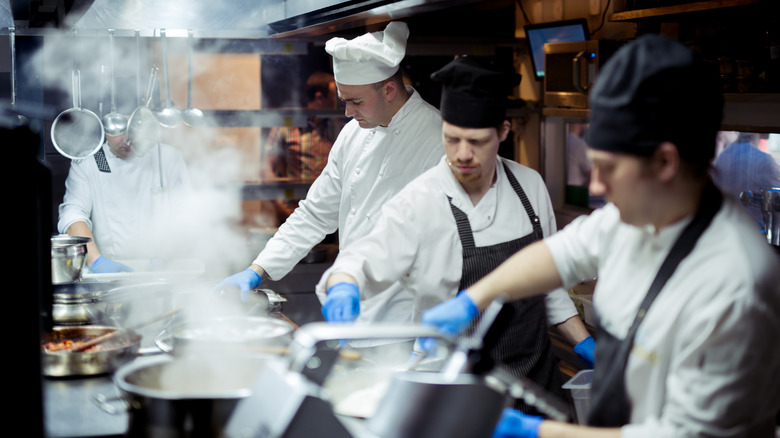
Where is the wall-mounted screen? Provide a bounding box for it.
[524,18,589,81]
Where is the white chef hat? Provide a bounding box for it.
[325,22,409,85]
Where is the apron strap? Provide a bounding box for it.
[447,161,543,248]
[587,182,723,426]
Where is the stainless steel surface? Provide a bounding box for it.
[50,234,91,284]
[101,28,128,136]
[50,68,105,160]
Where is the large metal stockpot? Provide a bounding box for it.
[110,354,273,438]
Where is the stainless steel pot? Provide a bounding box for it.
[51,234,91,284]
[108,354,272,437]
[52,281,128,325]
[366,371,506,438]
[155,315,295,356]
[42,325,141,377]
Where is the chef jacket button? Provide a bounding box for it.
[356,168,361,175]
[394,129,400,135]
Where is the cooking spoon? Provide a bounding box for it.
[182,29,204,127]
[102,29,128,136]
[8,26,28,125]
[155,28,182,128]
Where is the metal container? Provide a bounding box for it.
[42,325,141,377]
[51,281,128,325]
[155,315,295,356]
[51,235,91,284]
[110,354,272,437]
[367,371,506,438]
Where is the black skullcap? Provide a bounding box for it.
[587,34,723,164]
[431,56,522,128]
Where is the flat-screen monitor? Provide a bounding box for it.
[524,19,589,81]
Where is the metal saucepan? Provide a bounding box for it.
[102,28,127,136]
[41,325,141,377]
[97,354,274,437]
[126,66,161,157]
[52,281,129,326]
[51,69,105,160]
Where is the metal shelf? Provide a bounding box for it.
[608,0,766,22]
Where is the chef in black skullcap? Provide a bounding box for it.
[318,55,593,405]
[423,35,780,437]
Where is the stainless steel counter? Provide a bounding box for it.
[44,375,128,438]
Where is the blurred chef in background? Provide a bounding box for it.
[317,56,594,414]
[58,129,191,273]
[216,21,444,328]
[421,35,780,438]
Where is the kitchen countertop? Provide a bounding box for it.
[45,375,127,438]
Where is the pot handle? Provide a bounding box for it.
[92,393,130,415]
[154,328,174,353]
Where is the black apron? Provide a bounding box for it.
[449,162,563,416]
[587,183,723,426]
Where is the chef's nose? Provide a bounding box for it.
[454,141,474,162]
[343,102,357,118]
[589,167,606,196]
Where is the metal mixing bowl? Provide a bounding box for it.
[51,235,91,284]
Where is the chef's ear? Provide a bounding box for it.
[381,77,398,102]
[652,141,681,183]
[497,120,511,142]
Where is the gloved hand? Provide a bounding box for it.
[145,258,166,271]
[214,268,262,302]
[491,408,543,438]
[90,256,134,274]
[573,335,595,369]
[321,282,360,323]
[419,291,479,351]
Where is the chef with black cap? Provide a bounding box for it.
[422,35,780,437]
[317,55,594,413]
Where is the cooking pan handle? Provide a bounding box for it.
[71,69,81,109]
[92,393,130,415]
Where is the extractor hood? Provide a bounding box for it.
[2,0,507,38]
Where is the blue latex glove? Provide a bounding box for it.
[419,291,479,351]
[573,335,595,369]
[145,258,166,271]
[214,268,262,302]
[491,408,542,438]
[321,282,360,323]
[90,256,134,274]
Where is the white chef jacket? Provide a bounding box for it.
[57,142,191,262]
[546,197,780,437]
[254,87,443,324]
[315,156,578,326]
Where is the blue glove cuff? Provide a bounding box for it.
[457,292,479,320]
[573,335,595,368]
[327,281,360,297]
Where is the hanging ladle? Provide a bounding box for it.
[102,29,128,136]
[182,29,204,127]
[8,26,28,126]
[155,28,182,128]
